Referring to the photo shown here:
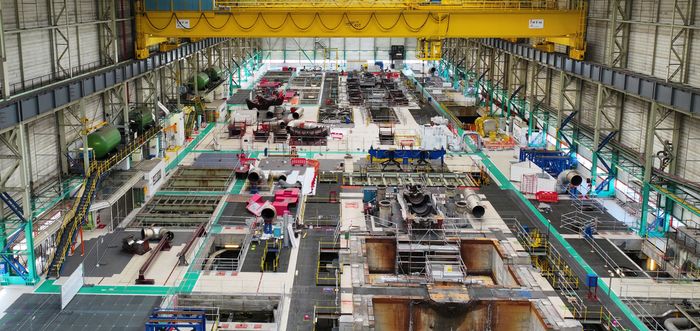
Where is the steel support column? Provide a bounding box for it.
[640,102,659,236]
[591,84,621,195]
[556,72,581,153]
[605,0,632,67]
[666,0,696,83]
[98,0,118,65]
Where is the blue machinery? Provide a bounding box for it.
[519,148,577,177]
[368,147,446,170]
[145,308,207,331]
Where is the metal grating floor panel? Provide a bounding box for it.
[0,294,161,330]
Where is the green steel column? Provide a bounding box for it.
[663,185,675,233]
[555,72,564,150]
[639,102,658,236]
[488,83,494,115]
[282,38,287,63]
[18,124,37,284]
[591,84,604,190]
[528,107,535,138]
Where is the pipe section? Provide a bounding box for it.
[558,169,583,187]
[248,167,267,183]
[464,191,485,218]
[378,200,392,222]
[141,227,174,241]
[455,200,469,217]
[664,318,699,331]
[291,107,304,119]
[377,184,387,201]
[260,201,277,221]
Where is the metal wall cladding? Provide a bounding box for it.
[27,115,58,184]
[677,116,700,184]
[0,38,227,131]
[144,0,214,11]
[481,39,700,115]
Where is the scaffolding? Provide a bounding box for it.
[561,211,598,234]
[396,228,467,283]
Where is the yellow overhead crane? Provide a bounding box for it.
[136,0,587,60]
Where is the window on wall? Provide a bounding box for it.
[575,153,608,177]
[615,179,640,202]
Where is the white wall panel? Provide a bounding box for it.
[619,97,647,153]
[27,115,58,185]
[585,20,608,64]
[261,38,417,69]
[579,81,597,128]
[677,116,700,183]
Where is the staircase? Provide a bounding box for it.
[185,98,205,139]
[46,126,161,278]
[425,239,467,283]
[46,171,102,278]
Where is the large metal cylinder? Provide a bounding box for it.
[455,200,469,218]
[378,200,392,222]
[141,227,174,241]
[464,192,486,218]
[260,201,277,221]
[445,185,457,200]
[558,169,583,187]
[284,114,295,124]
[377,185,387,201]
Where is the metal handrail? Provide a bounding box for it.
[47,126,162,276]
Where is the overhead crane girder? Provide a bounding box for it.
[135,0,587,60]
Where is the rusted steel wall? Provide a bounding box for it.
[365,238,396,273]
[460,239,495,276]
[372,299,538,331]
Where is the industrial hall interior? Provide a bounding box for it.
[1,0,700,330]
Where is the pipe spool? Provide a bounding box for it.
[664,318,698,331]
[141,227,174,242]
[260,201,277,221]
[378,200,392,221]
[558,169,583,187]
[464,191,486,218]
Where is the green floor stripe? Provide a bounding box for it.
[35,279,172,296]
